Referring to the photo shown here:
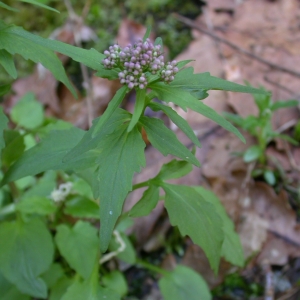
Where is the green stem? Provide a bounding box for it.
[136,259,170,276]
[132,180,150,190]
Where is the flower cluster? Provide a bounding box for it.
[102,38,179,89]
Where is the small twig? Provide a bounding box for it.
[276,287,300,300]
[263,264,274,300]
[173,14,300,79]
[276,119,298,134]
[264,76,300,99]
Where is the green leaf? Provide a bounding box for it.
[95,67,120,80]
[194,187,244,267]
[127,88,146,132]
[159,265,211,300]
[55,221,99,279]
[11,92,44,129]
[143,25,152,42]
[172,67,267,94]
[271,99,299,111]
[0,271,30,300]
[64,108,131,161]
[49,277,72,300]
[162,184,223,273]
[154,37,163,48]
[263,170,276,186]
[149,82,245,143]
[0,84,11,96]
[155,159,193,181]
[0,21,105,70]
[102,271,128,297]
[0,218,54,298]
[0,2,19,12]
[92,86,128,137]
[129,185,159,217]
[243,145,262,162]
[41,263,64,289]
[108,231,136,264]
[140,116,200,166]
[64,196,99,219]
[0,49,17,78]
[20,0,60,13]
[2,127,97,185]
[149,102,201,147]
[0,106,8,167]
[0,24,76,97]
[96,124,146,252]
[17,196,57,215]
[176,59,194,69]
[2,130,25,167]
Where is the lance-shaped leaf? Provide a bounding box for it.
[64,108,131,161]
[129,185,159,218]
[95,68,120,80]
[194,187,244,267]
[159,265,211,300]
[0,218,54,298]
[55,221,99,279]
[149,102,201,147]
[162,184,224,273]
[0,107,8,168]
[0,21,105,71]
[0,2,19,12]
[0,49,17,78]
[140,116,200,167]
[2,127,97,185]
[96,124,146,252]
[127,88,146,132]
[149,82,245,143]
[19,0,59,13]
[92,86,128,137]
[0,24,76,97]
[171,67,268,94]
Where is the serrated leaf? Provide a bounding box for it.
[64,196,99,219]
[11,92,44,129]
[2,127,97,185]
[155,159,193,181]
[149,82,245,143]
[0,24,76,97]
[0,106,8,167]
[0,218,54,298]
[0,2,19,12]
[95,67,120,80]
[17,196,56,215]
[271,99,299,111]
[20,0,60,13]
[243,145,262,162]
[0,84,11,96]
[129,185,159,217]
[162,184,223,273]
[140,116,200,166]
[109,231,136,264]
[159,265,211,300]
[149,102,201,147]
[92,86,128,137]
[0,22,105,71]
[64,108,131,161]
[0,49,17,78]
[127,88,146,132]
[96,124,146,252]
[172,67,267,94]
[194,187,244,267]
[55,221,99,279]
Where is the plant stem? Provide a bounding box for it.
[136,258,170,276]
[132,180,150,190]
